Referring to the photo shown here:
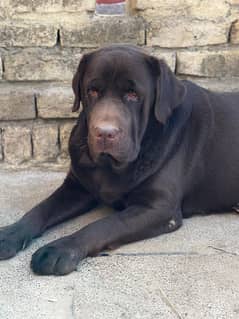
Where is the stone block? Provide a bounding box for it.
[60,121,76,158]
[32,123,59,161]
[3,126,32,164]
[0,56,2,79]
[0,0,8,20]
[4,48,82,81]
[63,0,95,11]
[61,16,145,47]
[145,49,176,71]
[228,0,239,4]
[37,86,78,118]
[177,50,239,77]
[10,0,62,13]
[230,20,239,44]
[0,87,35,120]
[136,0,230,20]
[147,19,230,47]
[0,23,57,47]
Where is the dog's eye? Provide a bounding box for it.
[88,89,99,99]
[125,91,139,102]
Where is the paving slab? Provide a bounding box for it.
[0,170,238,319]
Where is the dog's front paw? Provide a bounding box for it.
[0,223,32,260]
[31,238,85,276]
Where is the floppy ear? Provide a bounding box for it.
[148,57,187,124]
[72,53,90,112]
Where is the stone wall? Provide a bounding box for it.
[0,0,238,169]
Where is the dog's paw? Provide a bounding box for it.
[31,238,84,276]
[0,223,31,260]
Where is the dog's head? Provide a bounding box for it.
[72,45,186,168]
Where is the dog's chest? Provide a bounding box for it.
[74,165,129,204]
[92,170,127,204]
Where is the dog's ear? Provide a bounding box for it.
[72,53,90,112]
[147,57,186,124]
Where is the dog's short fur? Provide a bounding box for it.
[0,45,239,275]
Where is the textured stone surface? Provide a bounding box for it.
[0,88,35,120]
[0,0,8,20]
[32,123,59,161]
[230,20,239,44]
[147,19,230,47]
[136,0,230,20]
[0,129,3,161]
[2,126,32,164]
[9,0,95,13]
[61,17,145,47]
[60,121,76,158]
[4,49,82,81]
[63,0,95,11]
[37,86,77,118]
[0,171,239,319]
[177,50,239,77]
[0,23,57,47]
[229,0,239,4]
[146,49,176,71]
[181,77,239,93]
[0,56,2,79]
[10,0,63,13]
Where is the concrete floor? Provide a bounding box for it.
[0,170,238,319]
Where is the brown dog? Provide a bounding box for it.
[0,45,239,275]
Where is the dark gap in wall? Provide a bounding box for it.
[1,57,5,74]
[57,125,61,153]
[0,128,4,161]
[175,53,178,75]
[228,20,238,43]
[34,94,38,118]
[30,133,34,158]
[56,29,61,46]
[144,27,147,46]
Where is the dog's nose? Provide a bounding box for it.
[95,125,120,140]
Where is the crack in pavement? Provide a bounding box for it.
[157,285,183,319]
[70,285,76,319]
[99,251,200,257]
[208,245,239,256]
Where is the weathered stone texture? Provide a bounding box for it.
[0,24,57,47]
[60,121,75,158]
[0,129,3,161]
[4,49,82,81]
[0,56,2,79]
[228,0,239,4]
[0,88,35,120]
[230,20,239,44]
[145,49,176,71]
[0,0,8,20]
[32,123,59,161]
[37,87,77,118]
[9,0,95,13]
[63,0,95,11]
[3,126,32,164]
[10,0,63,13]
[61,17,145,47]
[136,0,230,20]
[177,50,239,77]
[147,19,230,47]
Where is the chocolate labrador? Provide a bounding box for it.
[0,45,239,275]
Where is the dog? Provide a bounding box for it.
[0,45,238,276]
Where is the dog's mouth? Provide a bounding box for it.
[97,152,123,167]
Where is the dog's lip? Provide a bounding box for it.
[98,152,120,165]
[95,152,129,170]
